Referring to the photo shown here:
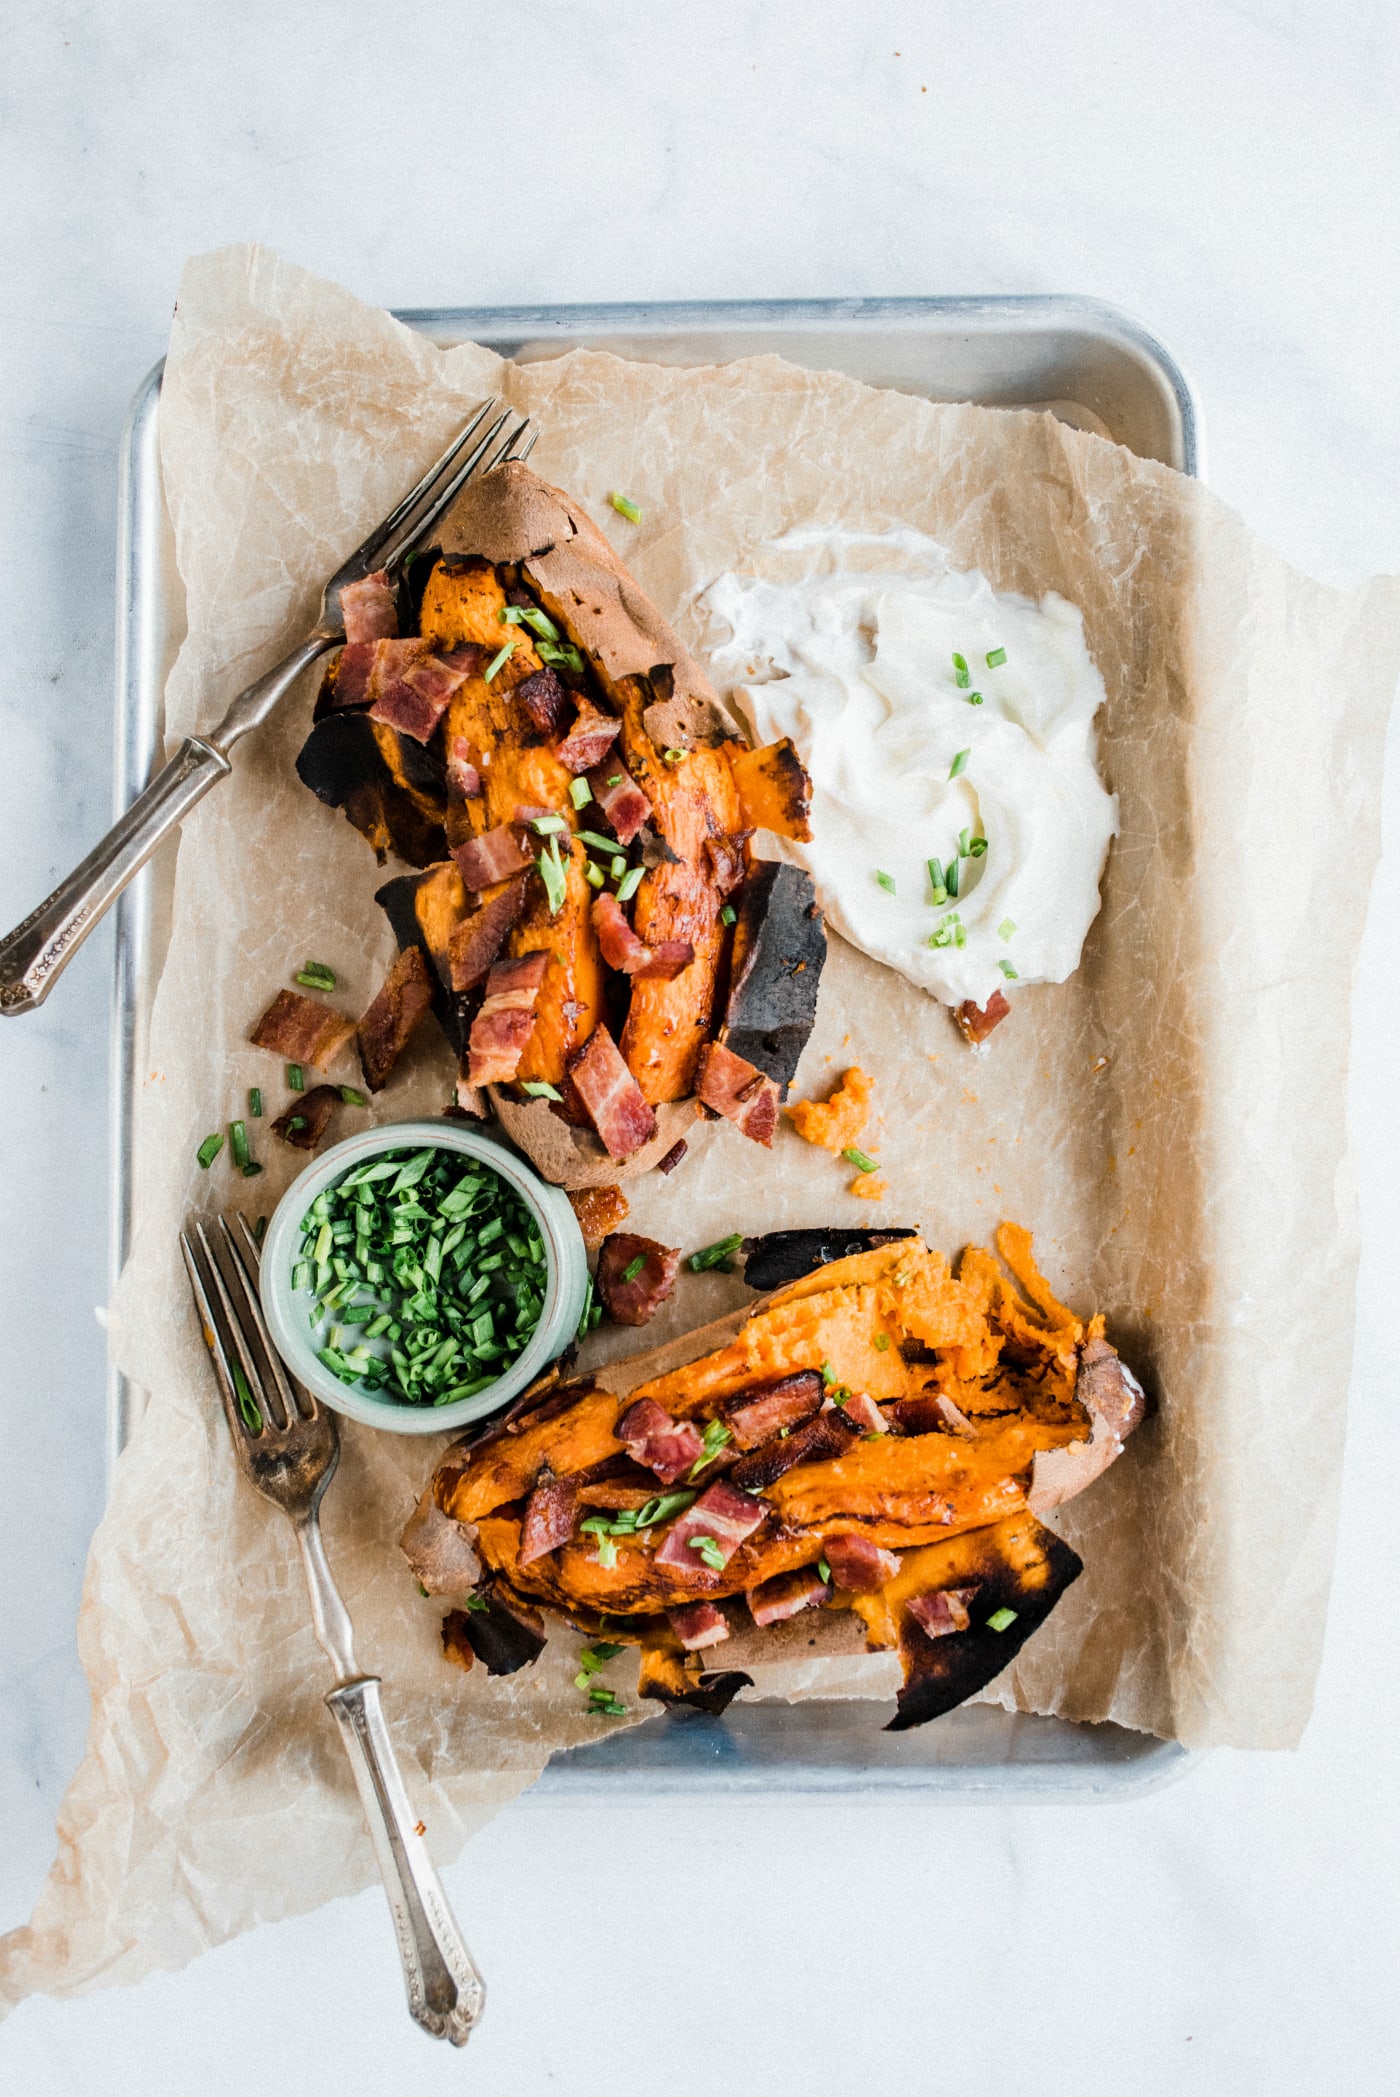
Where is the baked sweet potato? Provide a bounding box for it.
[296,460,827,1184]
[403,1225,1148,1730]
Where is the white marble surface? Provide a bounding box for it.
[2,2,1399,2089]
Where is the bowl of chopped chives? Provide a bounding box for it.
[258,1120,590,1433]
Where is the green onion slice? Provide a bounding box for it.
[999,960,1019,980]
[621,1253,648,1284]
[985,646,1007,668]
[531,813,568,835]
[295,961,337,990]
[687,1232,745,1273]
[340,1086,366,1106]
[287,1062,305,1092]
[875,869,896,895]
[720,903,736,926]
[615,866,643,903]
[521,1080,564,1101]
[609,491,643,525]
[951,652,971,689]
[196,1131,224,1169]
[842,1146,879,1175]
[538,839,569,916]
[948,748,970,780]
[248,1087,263,1118]
[998,918,1016,941]
[569,776,592,808]
[987,1606,1018,1632]
[817,1556,832,1585]
[483,638,517,683]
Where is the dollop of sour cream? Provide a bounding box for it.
[699,530,1118,1012]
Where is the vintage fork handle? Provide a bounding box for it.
[294,1514,485,2045]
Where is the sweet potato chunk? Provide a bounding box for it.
[723,737,812,840]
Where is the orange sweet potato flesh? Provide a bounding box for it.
[723,737,812,841]
[787,1066,873,1152]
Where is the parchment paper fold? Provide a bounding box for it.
[4,244,1397,2015]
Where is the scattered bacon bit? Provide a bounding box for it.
[695,1040,779,1146]
[446,734,482,801]
[518,1474,579,1566]
[451,1053,489,1119]
[590,892,694,980]
[514,666,571,736]
[451,824,537,891]
[746,1564,830,1627]
[587,759,653,844]
[839,1391,887,1436]
[339,569,397,644]
[557,702,622,775]
[446,878,529,993]
[358,946,435,1092]
[702,834,748,896]
[615,1397,704,1485]
[906,1585,978,1639]
[729,1407,859,1493]
[272,1084,340,1151]
[822,1533,901,1593]
[889,1391,976,1437]
[653,1479,767,1576]
[786,1065,873,1153]
[328,639,473,742]
[720,1371,824,1450]
[467,952,549,1085]
[955,990,1011,1046]
[566,1183,630,1250]
[656,1140,688,1175]
[668,1600,731,1652]
[596,1232,681,1327]
[569,1024,658,1158]
[250,988,357,1069]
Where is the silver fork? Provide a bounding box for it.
[180,1212,486,2046]
[1,400,537,1015]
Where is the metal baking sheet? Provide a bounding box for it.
[109,296,1203,1798]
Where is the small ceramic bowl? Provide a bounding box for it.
[259,1120,589,1434]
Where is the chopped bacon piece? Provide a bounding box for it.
[656,1140,688,1175]
[695,1040,779,1146]
[703,835,748,896]
[889,1391,976,1437]
[596,1232,681,1327]
[729,1406,859,1493]
[590,892,694,980]
[615,1397,704,1484]
[557,702,622,775]
[955,990,1011,1047]
[823,1533,900,1593]
[906,1585,978,1639]
[518,1474,579,1566]
[466,951,549,1085]
[250,988,357,1069]
[515,667,571,737]
[452,1058,488,1119]
[339,569,398,643]
[328,642,377,709]
[654,1479,767,1576]
[358,946,435,1092]
[746,1564,830,1627]
[668,1600,731,1652]
[446,735,481,801]
[587,759,653,844]
[368,642,471,743]
[720,1371,824,1450]
[567,1183,630,1251]
[447,878,529,993]
[839,1391,888,1436]
[568,1024,658,1158]
[272,1083,339,1151]
[451,823,536,890]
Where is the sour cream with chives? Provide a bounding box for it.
[700,530,1118,1013]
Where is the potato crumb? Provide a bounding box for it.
[850,1172,886,1201]
[786,1065,873,1153]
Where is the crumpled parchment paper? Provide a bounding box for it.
[4,243,1398,2016]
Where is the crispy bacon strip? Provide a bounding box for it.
[451,824,535,890]
[728,1406,859,1494]
[955,990,1011,1046]
[518,1475,579,1566]
[823,1533,900,1593]
[889,1392,976,1437]
[447,878,529,993]
[667,1600,731,1652]
[695,1040,779,1146]
[702,835,748,896]
[568,1024,658,1158]
[746,1565,830,1627]
[331,639,474,742]
[446,735,481,801]
[653,1479,767,1576]
[590,893,694,980]
[250,988,357,1069]
[566,1183,630,1251]
[906,1585,977,1639]
[719,1372,824,1450]
[587,758,653,844]
[339,569,397,644]
[840,1392,888,1436]
[614,1397,703,1485]
[272,1083,339,1151]
[557,702,622,775]
[656,1140,688,1175]
[467,951,549,1085]
[358,946,435,1092]
[595,1232,681,1327]
[514,667,571,736]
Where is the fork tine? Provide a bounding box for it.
[346,398,498,571]
[194,1220,286,1433]
[375,407,520,571]
[220,1213,313,1424]
[515,426,540,462]
[181,1228,265,1442]
[487,414,533,470]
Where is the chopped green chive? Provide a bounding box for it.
[499,602,562,644]
[230,1358,261,1434]
[999,960,1019,980]
[538,638,586,674]
[661,747,684,766]
[985,646,1007,668]
[967,690,984,706]
[820,1360,837,1386]
[531,813,568,836]
[295,962,337,991]
[958,828,971,858]
[229,1119,251,1171]
[285,1115,307,1133]
[339,1086,366,1106]
[817,1556,832,1585]
[592,1532,619,1569]
[248,1087,263,1119]
[521,1080,564,1101]
[607,774,622,787]
[483,638,517,682]
[196,1132,224,1169]
[927,856,944,896]
[968,836,988,858]
[928,912,964,950]
[945,857,960,898]
[874,1332,891,1352]
[688,1232,745,1273]
[609,491,643,525]
[587,1689,628,1716]
[720,902,737,926]
[464,1594,490,1613]
[951,652,971,689]
[948,748,970,780]
[610,856,626,879]
[569,776,592,808]
[875,869,896,895]
[621,1253,648,1284]
[254,1216,268,1244]
[987,1607,1018,1632]
[287,1063,305,1092]
[615,866,644,903]
[585,860,605,890]
[687,1535,725,1572]
[578,830,620,854]
[688,1418,734,1479]
[998,918,1016,941]
[842,1146,879,1175]
[538,839,569,915]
